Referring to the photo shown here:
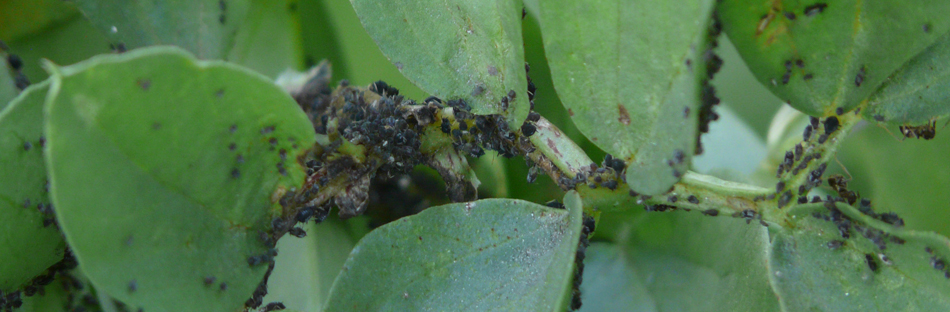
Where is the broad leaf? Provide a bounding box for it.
[350,0,529,128]
[324,193,584,311]
[719,0,950,116]
[0,0,78,42]
[864,30,950,125]
[770,203,950,311]
[1,56,18,110]
[0,81,66,292]
[1,15,111,83]
[43,47,316,311]
[539,0,716,195]
[73,0,251,59]
[581,211,779,312]
[226,0,304,78]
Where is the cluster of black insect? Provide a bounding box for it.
[812,197,912,274]
[1,40,30,91]
[19,179,58,228]
[1,249,83,311]
[810,175,908,260]
[695,12,724,156]
[570,214,596,311]
[779,58,809,85]
[218,0,227,25]
[244,261,275,309]
[925,247,950,279]
[768,115,849,209]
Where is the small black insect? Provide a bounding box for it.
[803,73,813,80]
[545,200,565,209]
[804,3,828,16]
[835,107,844,116]
[203,276,216,286]
[823,116,840,134]
[931,257,946,270]
[784,11,796,20]
[803,125,813,141]
[668,195,678,203]
[865,254,879,272]
[231,168,240,179]
[440,118,451,134]
[521,123,536,137]
[826,240,843,250]
[288,227,307,238]
[817,134,828,144]
[687,195,699,204]
[261,302,286,311]
[220,282,228,291]
[854,65,866,87]
[507,90,516,99]
[128,280,138,292]
[22,141,31,151]
[6,53,23,70]
[702,209,719,217]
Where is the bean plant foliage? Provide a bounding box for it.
[1,0,950,311]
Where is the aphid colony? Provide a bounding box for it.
[809,177,917,275]
[696,14,724,156]
[285,63,545,222]
[571,214,595,310]
[770,115,846,210]
[1,40,30,91]
[1,249,82,311]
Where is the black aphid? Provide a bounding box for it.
[262,302,286,311]
[865,254,879,272]
[823,116,840,134]
[521,123,536,137]
[855,66,866,87]
[288,227,307,238]
[7,53,23,70]
[804,3,828,16]
[827,240,843,250]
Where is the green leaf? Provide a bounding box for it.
[719,0,950,116]
[0,0,78,42]
[43,46,316,311]
[72,0,251,59]
[581,211,779,312]
[324,192,584,311]
[315,0,427,101]
[0,80,66,292]
[349,0,529,128]
[1,56,18,111]
[226,0,304,78]
[692,104,767,181]
[262,219,358,312]
[864,30,950,125]
[538,0,716,195]
[771,203,950,311]
[837,124,950,238]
